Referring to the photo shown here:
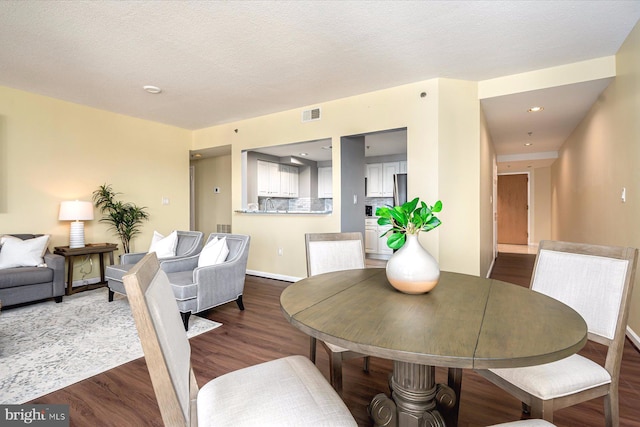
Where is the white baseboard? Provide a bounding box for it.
[627,326,640,350]
[246,269,301,283]
[486,257,496,278]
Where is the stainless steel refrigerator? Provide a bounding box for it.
[393,173,408,206]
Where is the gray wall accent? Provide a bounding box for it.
[340,136,365,237]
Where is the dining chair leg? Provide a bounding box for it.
[329,351,343,395]
[309,337,317,363]
[604,389,618,427]
[530,399,554,423]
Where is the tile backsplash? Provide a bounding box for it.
[365,197,394,215]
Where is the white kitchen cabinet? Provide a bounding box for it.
[279,165,299,197]
[288,166,299,197]
[364,228,378,253]
[366,162,400,197]
[257,160,278,196]
[377,224,393,255]
[317,166,333,198]
[382,162,399,197]
[365,218,378,253]
[257,160,298,197]
[366,163,383,197]
[280,165,291,197]
[365,219,393,255]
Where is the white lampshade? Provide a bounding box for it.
[59,200,94,248]
[59,200,94,221]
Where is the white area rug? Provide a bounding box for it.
[0,288,221,404]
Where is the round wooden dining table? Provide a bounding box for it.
[280,268,588,427]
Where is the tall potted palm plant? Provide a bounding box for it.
[92,184,150,253]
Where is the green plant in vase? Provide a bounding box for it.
[375,197,443,249]
[375,197,443,294]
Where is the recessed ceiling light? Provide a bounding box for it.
[524,142,532,146]
[143,85,162,94]
[321,145,332,150]
[299,152,308,156]
[527,106,543,113]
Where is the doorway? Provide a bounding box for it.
[190,146,233,237]
[497,173,529,245]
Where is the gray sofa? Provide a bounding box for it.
[0,234,65,307]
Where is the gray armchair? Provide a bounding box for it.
[105,230,204,301]
[160,233,250,330]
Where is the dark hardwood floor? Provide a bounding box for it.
[32,253,640,426]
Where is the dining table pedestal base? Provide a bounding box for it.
[369,361,456,427]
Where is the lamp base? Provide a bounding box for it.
[69,221,86,249]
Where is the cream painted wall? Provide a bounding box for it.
[193,78,489,279]
[0,86,191,282]
[437,79,482,275]
[191,154,232,237]
[480,108,497,277]
[550,20,640,336]
[531,167,551,243]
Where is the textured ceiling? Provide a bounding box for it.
[1,1,639,168]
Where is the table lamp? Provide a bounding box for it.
[59,200,94,248]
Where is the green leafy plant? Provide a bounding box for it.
[92,184,150,253]
[376,197,443,250]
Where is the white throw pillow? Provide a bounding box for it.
[148,230,178,258]
[198,236,229,268]
[0,235,50,269]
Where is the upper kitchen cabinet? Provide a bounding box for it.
[257,160,299,198]
[257,160,280,196]
[366,163,383,197]
[280,164,299,198]
[318,166,332,198]
[382,162,400,197]
[367,161,400,197]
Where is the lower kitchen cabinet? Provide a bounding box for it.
[365,219,392,256]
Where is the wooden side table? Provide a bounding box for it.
[54,243,118,295]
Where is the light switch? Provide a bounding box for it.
[353,194,357,204]
[621,187,626,203]
[161,197,170,205]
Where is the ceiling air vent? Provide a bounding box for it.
[302,107,321,123]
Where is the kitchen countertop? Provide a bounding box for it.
[235,210,332,215]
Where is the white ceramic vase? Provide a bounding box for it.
[385,233,440,294]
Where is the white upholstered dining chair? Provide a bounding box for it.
[123,252,356,427]
[305,232,371,395]
[477,240,638,426]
